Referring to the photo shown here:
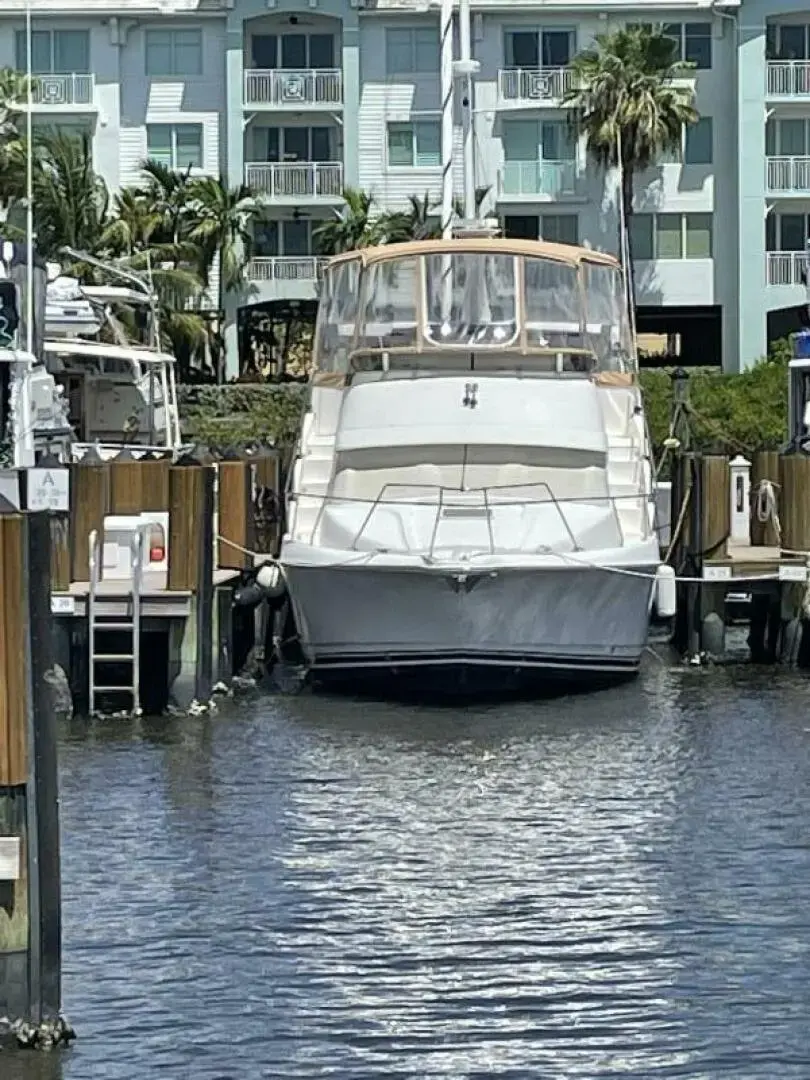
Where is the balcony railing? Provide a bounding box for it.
[498,160,578,199]
[766,156,810,194]
[243,69,343,108]
[248,256,329,283]
[245,162,344,200]
[766,251,806,286]
[766,60,810,97]
[497,67,573,106]
[30,73,95,107]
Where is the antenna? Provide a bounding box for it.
[25,0,33,359]
[439,0,454,239]
[615,129,638,363]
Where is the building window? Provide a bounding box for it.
[503,215,539,240]
[541,214,579,244]
[766,118,809,156]
[503,120,575,166]
[15,29,90,73]
[504,29,575,67]
[146,124,203,169]
[387,121,441,167]
[766,23,810,60]
[254,219,324,257]
[631,212,713,259]
[658,118,712,165]
[632,22,711,68]
[684,117,713,164]
[502,214,578,244]
[254,126,335,163]
[145,29,202,77]
[385,28,440,75]
[249,33,335,69]
[767,213,810,252]
[663,22,712,69]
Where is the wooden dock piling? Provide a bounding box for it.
[167,461,216,704]
[779,452,810,554]
[217,459,255,571]
[69,459,108,583]
[0,504,63,1032]
[697,453,731,657]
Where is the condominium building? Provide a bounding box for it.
[0,0,806,376]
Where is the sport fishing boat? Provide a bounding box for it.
[278,236,663,687]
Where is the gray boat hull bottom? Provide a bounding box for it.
[283,561,657,682]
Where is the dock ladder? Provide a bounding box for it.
[88,528,144,715]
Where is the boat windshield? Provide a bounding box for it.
[424,253,518,347]
[317,248,634,372]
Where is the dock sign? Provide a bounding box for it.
[0,836,20,881]
[27,466,69,512]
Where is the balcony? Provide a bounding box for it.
[497,67,573,108]
[245,162,344,204]
[247,255,329,283]
[766,61,810,99]
[243,69,342,109]
[766,156,810,194]
[766,251,805,286]
[498,160,578,200]
[28,73,95,109]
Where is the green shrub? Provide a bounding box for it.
[640,339,791,457]
[178,339,792,459]
[178,383,306,448]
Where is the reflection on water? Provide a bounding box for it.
[8,663,810,1078]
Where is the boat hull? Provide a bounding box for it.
[282,556,657,686]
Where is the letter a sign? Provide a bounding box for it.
[27,467,70,512]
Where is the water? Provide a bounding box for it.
[8,662,810,1079]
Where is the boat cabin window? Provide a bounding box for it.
[582,262,633,372]
[424,253,518,347]
[102,357,138,376]
[315,246,630,375]
[524,257,583,353]
[317,258,360,372]
[358,257,418,350]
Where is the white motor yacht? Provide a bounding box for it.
[279,237,662,687]
[35,277,183,461]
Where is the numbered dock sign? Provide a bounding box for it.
[26,467,70,512]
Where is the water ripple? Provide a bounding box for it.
[7,664,810,1079]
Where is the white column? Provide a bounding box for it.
[729,454,751,546]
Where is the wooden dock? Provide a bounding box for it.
[26,449,283,714]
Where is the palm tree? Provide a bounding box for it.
[138,158,194,246]
[183,176,262,381]
[1,130,110,264]
[100,188,162,255]
[0,67,31,146]
[565,26,697,267]
[314,188,378,254]
[184,176,259,297]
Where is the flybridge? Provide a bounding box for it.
[45,277,102,339]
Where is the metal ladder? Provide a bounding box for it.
[88,527,143,715]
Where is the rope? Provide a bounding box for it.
[687,405,751,456]
[753,479,782,544]
[664,484,691,564]
[216,534,272,560]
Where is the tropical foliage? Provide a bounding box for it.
[565,25,698,275]
[0,110,261,379]
[177,344,793,457]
